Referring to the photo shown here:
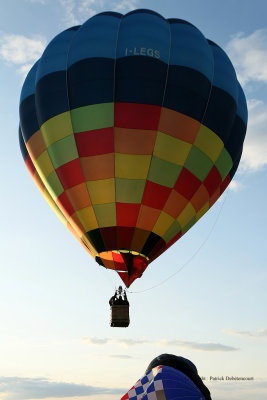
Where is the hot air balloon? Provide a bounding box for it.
[19,9,247,293]
[121,353,211,399]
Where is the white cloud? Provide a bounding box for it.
[17,64,35,80]
[113,0,139,12]
[78,0,105,17]
[226,30,267,86]
[225,30,267,173]
[210,379,267,400]
[0,34,46,65]
[59,0,140,27]
[26,0,47,4]
[228,180,244,192]
[159,339,238,352]
[224,328,267,338]
[82,337,238,352]
[83,337,110,345]
[59,0,79,26]
[0,376,124,400]
[113,338,149,346]
[110,354,134,359]
[240,99,267,172]
[0,34,46,79]
[82,337,149,347]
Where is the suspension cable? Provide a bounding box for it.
[127,191,229,294]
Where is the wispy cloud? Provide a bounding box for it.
[17,64,36,78]
[225,30,267,173]
[224,328,267,338]
[226,29,267,86]
[210,379,267,400]
[114,338,149,346]
[82,337,237,352]
[0,376,124,400]
[77,0,99,17]
[59,0,79,26]
[0,34,46,65]
[240,99,267,172]
[26,0,47,4]
[77,0,106,17]
[228,180,244,192]
[82,337,149,347]
[0,34,46,78]
[84,337,110,345]
[159,339,238,352]
[58,0,140,28]
[113,0,139,12]
[110,354,134,359]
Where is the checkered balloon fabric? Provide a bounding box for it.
[121,366,207,399]
[19,9,247,287]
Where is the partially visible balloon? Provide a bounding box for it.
[19,10,247,287]
[121,364,210,399]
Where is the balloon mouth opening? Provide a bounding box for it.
[111,249,149,262]
[95,250,149,287]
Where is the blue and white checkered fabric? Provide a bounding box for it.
[121,366,207,400]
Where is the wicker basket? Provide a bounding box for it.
[110,304,130,327]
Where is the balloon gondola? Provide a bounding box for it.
[109,286,129,327]
[19,9,247,325]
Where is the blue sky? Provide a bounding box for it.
[0,0,267,399]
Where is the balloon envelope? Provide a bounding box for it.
[121,365,209,399]
[19,9,247,287]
